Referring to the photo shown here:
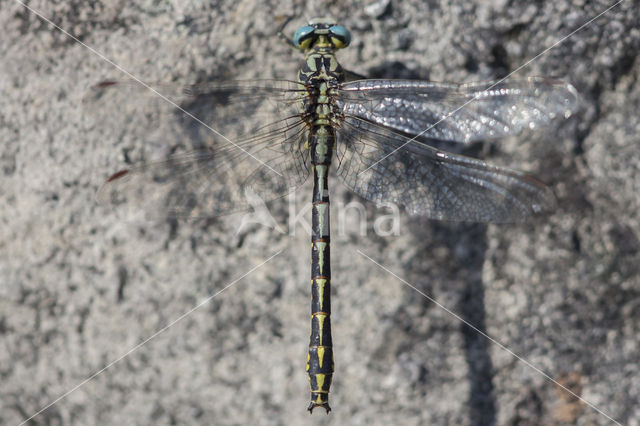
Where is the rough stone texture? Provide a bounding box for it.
[1,0,638,425]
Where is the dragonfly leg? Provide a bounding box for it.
[276,15,298,51]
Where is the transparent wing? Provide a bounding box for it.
[97,118,309,219]
[335,116,556,222]
[85,79,308,150]
[338,77,578,144]
[90,80,311,218]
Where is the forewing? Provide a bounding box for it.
[90,79,311,219]
[338,77,578,143]
[335,117,556,222]
[86,79,307,151]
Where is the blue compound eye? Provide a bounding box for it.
[293,25,315,50]
[329,25,351,49]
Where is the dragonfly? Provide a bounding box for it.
[94,17,578,413]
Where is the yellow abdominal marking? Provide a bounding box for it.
[317,346,325,368]
[316,278,326,310]
[316,204,327,238]
[316,312,326,342]
[316,164,327,197]
[316,242,327,274]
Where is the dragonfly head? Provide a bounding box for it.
[293,17,351,51]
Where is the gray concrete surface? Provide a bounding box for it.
[1,0,639,425]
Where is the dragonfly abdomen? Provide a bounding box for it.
[306,124,335,413]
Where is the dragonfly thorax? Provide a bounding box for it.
[297,50,345,85]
